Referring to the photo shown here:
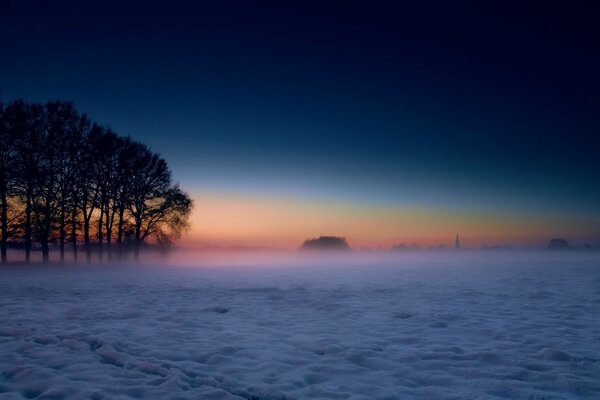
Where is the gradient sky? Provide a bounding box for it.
[2,1,600,248]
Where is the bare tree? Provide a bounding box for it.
[78,124,104,261]
[0,99,193,263]
[139,185,193,245]
[46,102,86,261]
[0,101,13,263]
[7,102,46,262]
[90,127,119,260]
[114,137,138,257]
[127,147,193,257]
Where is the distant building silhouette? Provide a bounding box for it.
[455,234,461,250]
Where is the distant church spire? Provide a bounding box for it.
[455,233,461,250]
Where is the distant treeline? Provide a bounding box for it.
[300,236,350,251]
[0,99,193,263]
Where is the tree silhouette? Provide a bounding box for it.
[0,100,14,263]
[300,236,350,251]
[0,99,193,264]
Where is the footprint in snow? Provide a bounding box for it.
[207,306,230,314]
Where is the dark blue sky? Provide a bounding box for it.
[2,1,600,245]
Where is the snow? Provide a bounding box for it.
[1,252,599,399]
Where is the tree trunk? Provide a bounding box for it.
[105,209,113,262]
[1,191,7,264]
[83,210,91,262]
[97,205,104,262]
[117,206,125,259]
[42,194,52,264]
[71,205,78,262]
[41,239,49,263]
[106,232,112,261]
[25,185,33,263]
[59,199,66,262]
[134,219,142,260]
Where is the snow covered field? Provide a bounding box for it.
[1,252,599,399]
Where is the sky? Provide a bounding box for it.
[2,1,600,248]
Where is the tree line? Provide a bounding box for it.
[0,99,193,264]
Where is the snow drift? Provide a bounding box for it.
[1,251,599,399]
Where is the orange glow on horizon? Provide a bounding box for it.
[181,191,597,249]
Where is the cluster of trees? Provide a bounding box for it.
[0,99,193,263]
[300,236,350,251]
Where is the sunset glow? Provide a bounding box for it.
[2,3,600,399]
[183,191,599,249]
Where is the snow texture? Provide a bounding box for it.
[1,252,599,399]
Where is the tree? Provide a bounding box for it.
[300,236,350,251]
[0,100,14,263]
[0,98,193,263]
[6,101,46,263]
[127,146,193,257]
[46,102,85,261]
[114,137,138,255]
[78,123,104,261]
[138,185,192,245]
[68,113,90,261]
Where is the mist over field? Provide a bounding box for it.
[2,2,600,399]
[1,251,599,399]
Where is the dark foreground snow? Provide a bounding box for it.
[1,252,599,399]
